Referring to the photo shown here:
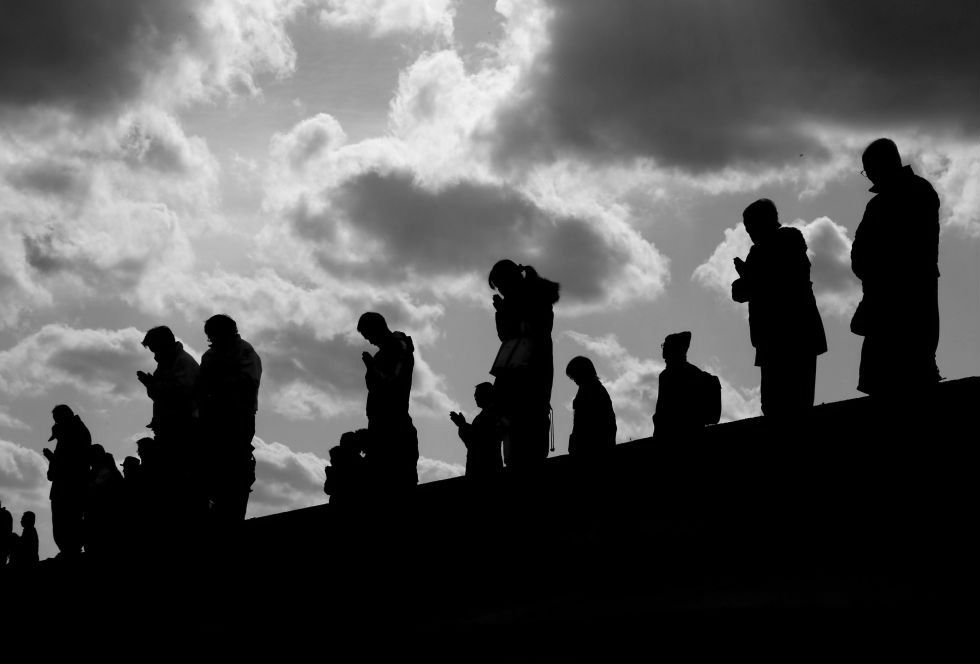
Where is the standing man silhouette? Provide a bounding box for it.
[137,326,199,445]
[732,199,827,417]
[851,138,941,396]
[196,314,262,523]
[42,405,92,558]
[358,312,419,492]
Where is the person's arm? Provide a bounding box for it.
[731,253,754,303]
[850,203,875,282]
[450,411,473,449]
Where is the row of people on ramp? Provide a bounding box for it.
[32,136,939,559]
[328,137,942,495]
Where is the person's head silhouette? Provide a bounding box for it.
[489,259,524,298]
[742,198,780,244]
[861,138,903,188]
[142,326,178,363]
[51,404,74,427]
[204,314,238,348]
[21,511,35,529]
[357,312,390,347]
[474,382,495,409]
[122,456,141,480]
[565,356,599,386]
[662,331,691,365]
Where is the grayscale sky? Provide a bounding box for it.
[1,0,977,559]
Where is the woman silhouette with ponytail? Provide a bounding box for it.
[488,259,560,469]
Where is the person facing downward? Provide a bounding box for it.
[731,199,827,418]
[450,382,504,479]
[851,137,941,397]
[43,404,92,559]
[137,325,200,445]
[652,331,721,441]
[357,311,419,491]
[565,356,617,458]
[488,259,560,469]
[196,314,262,523]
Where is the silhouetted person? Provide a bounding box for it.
[652,332,721,441]
[358,312,419,491]
[851,138,941,396]
[324,430,370,507]
[0,501,11,567]
[137,326,200,445]
[196,315,261,523]
[122,456,142,482]
[84,444,124,558]
[11,511,39,568]
[731,199,827,417]
[565,356,616,457]
[42,405,91,558]
[488,260,560,468]
[450,382,504,478]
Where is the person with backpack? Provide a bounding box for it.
[652,332,721,441]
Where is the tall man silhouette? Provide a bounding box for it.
[851,138,941,396]
[42,405,92,557]
[732,199,827,417]
[196,314,262,523]
[358,312,419,492]
[137,326,200,445]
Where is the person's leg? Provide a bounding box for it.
[788,354,817,412]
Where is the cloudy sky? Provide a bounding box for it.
[1,0,977,559]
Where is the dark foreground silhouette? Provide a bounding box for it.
[732,199,827,417]
[852,138,941,396]
[3,377,973,650]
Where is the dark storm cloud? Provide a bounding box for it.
[492,0,980,172]
[23,233,147,292]
[256,325,365,397]
[0,325,146,400]
[0,0,202,115]
[5,162,90,200]
[323,169,626,302]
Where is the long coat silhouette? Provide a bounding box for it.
[851,165,940,395]
[45,410,92,556]
[732,225,826,415]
